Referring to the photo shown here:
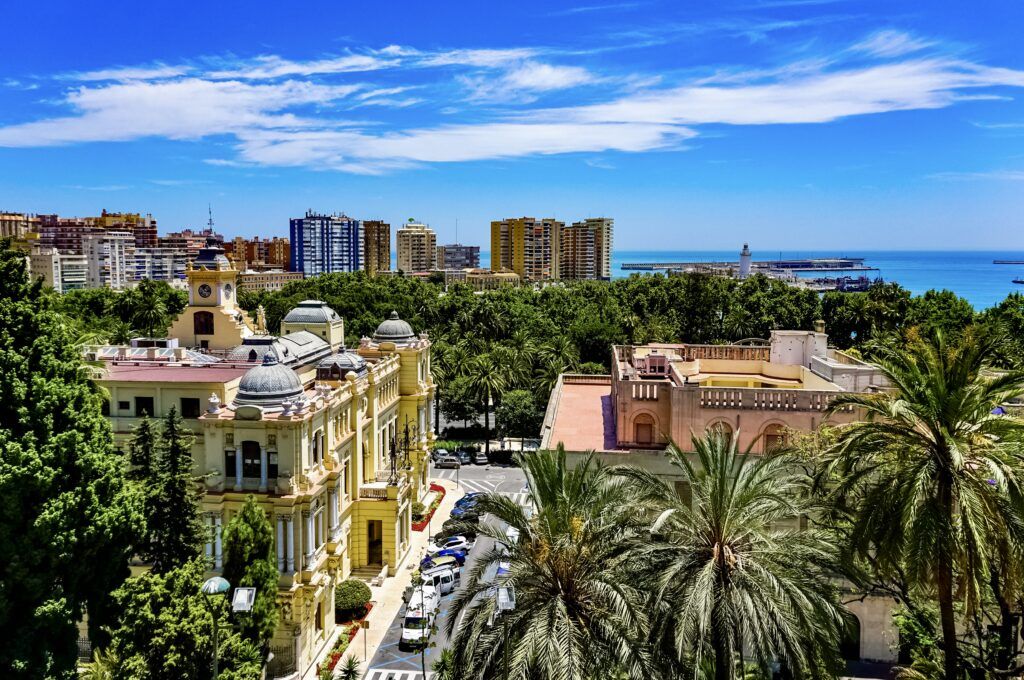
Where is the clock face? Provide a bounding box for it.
[198,284,212,298]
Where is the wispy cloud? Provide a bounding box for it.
[929,169,1024,181]
[852,29,936,58]
[149,178,211,186]
[4,33,1024,174]
[459,62,596,102]
[549,2,646,16]
[63,184,131,191]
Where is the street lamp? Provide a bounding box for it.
[496,585,516,680]
[201,576,231,680]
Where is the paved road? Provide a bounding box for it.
[363,464,528,680]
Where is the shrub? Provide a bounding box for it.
[335,579,372,620]
[412,501,426,521]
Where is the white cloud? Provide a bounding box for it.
[4,37,1024,174]
[233,121,692,173]
[206,54,394,79]
[0,79,362,147]
[852,30,936,58]
[554,59,1024,126]
[460,61,596,102]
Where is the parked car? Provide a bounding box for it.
[434,455,460,469]
[441,519,478,539]
[420,548,466,569]
[456,449,472,465]
[401,584,440,649]
[474,451,489,465]
[420,566,457,595]
[450,505,480,519]
[420,554,462,576]
[427,535,472,555]
[431,448,449,462]
[455,492,484,507]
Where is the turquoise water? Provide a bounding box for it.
[395,250,1024,310]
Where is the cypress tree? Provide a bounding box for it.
[222,495,279,655]
[147,406,205,573]
[0,243,142,677]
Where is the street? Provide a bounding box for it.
[362,463,528,680]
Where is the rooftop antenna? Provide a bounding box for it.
[207,204,215,231]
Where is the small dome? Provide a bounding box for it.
[193,238,232,271]
[282,300,341,325]
[235,354,304,407]
[373,311,415,343]
[317,348,367,379]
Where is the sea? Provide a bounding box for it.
[402,250,1024,310]
[607,251,1024,311]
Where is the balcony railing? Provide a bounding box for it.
[698,387,846,412]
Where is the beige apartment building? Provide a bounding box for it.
[490,217,563,282]
[561,217,613,280]
[396,222,436,273]
[0,212,40,239]
[363,220,391,275]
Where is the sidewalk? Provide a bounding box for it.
[337,476,462,678]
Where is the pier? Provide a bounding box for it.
[622,257,877,273]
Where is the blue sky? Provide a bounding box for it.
[1,1,1023,250]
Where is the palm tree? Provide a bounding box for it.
[822,327,1024,679]
[432,648,457,680]
[336,654,362,680]
[445,446,652,679]
[615,431,847,680]
[465,353,507,455]
[132,294,167,338]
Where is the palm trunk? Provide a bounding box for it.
[484,402,491,455]
[937,478,959,679]
[937,564,958,679]
[713,623,732,680]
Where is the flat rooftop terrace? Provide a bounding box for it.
[542,375,618,452]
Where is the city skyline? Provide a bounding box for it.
[1,2,1023,249]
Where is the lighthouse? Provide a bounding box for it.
[739,243,752,279]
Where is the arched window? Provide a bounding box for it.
[707,421,733,441]
[633,414,655,446]
[248,349,258,362]
[194,311,214,336]
[763,424,787,453]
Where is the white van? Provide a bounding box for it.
[421,566,457,594]
[401,584,441,647]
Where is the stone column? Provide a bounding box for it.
[234,451,242,491]
[329,489,338,536]
[214,514,223,570]
[286,516,295,572]
[204,514,214,563]
[259,445,268,492]
[276,516,285,571]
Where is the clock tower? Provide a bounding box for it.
[168,238,255,350]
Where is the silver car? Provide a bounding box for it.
[435,455,460,469]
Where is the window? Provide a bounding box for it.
[200,340,209,350]
[101,400,110,416]
[315,602,324,633]
[118,400,130,412]
[269,452,278,481]
[225,449,236,476]
[342,464,349,498]
[180,397,201,419]
[194,311,214,335]
[763,424,787,454]
[135,396,155,417]
[241,441,261,478]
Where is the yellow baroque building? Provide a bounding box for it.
[92,240,435,677]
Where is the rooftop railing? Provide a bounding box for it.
[699,387,849,412]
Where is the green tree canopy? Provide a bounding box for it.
[0,243,142,678]
[222,495,279,655]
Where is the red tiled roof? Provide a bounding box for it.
[547,381,618,452]
[98,363,249,383]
